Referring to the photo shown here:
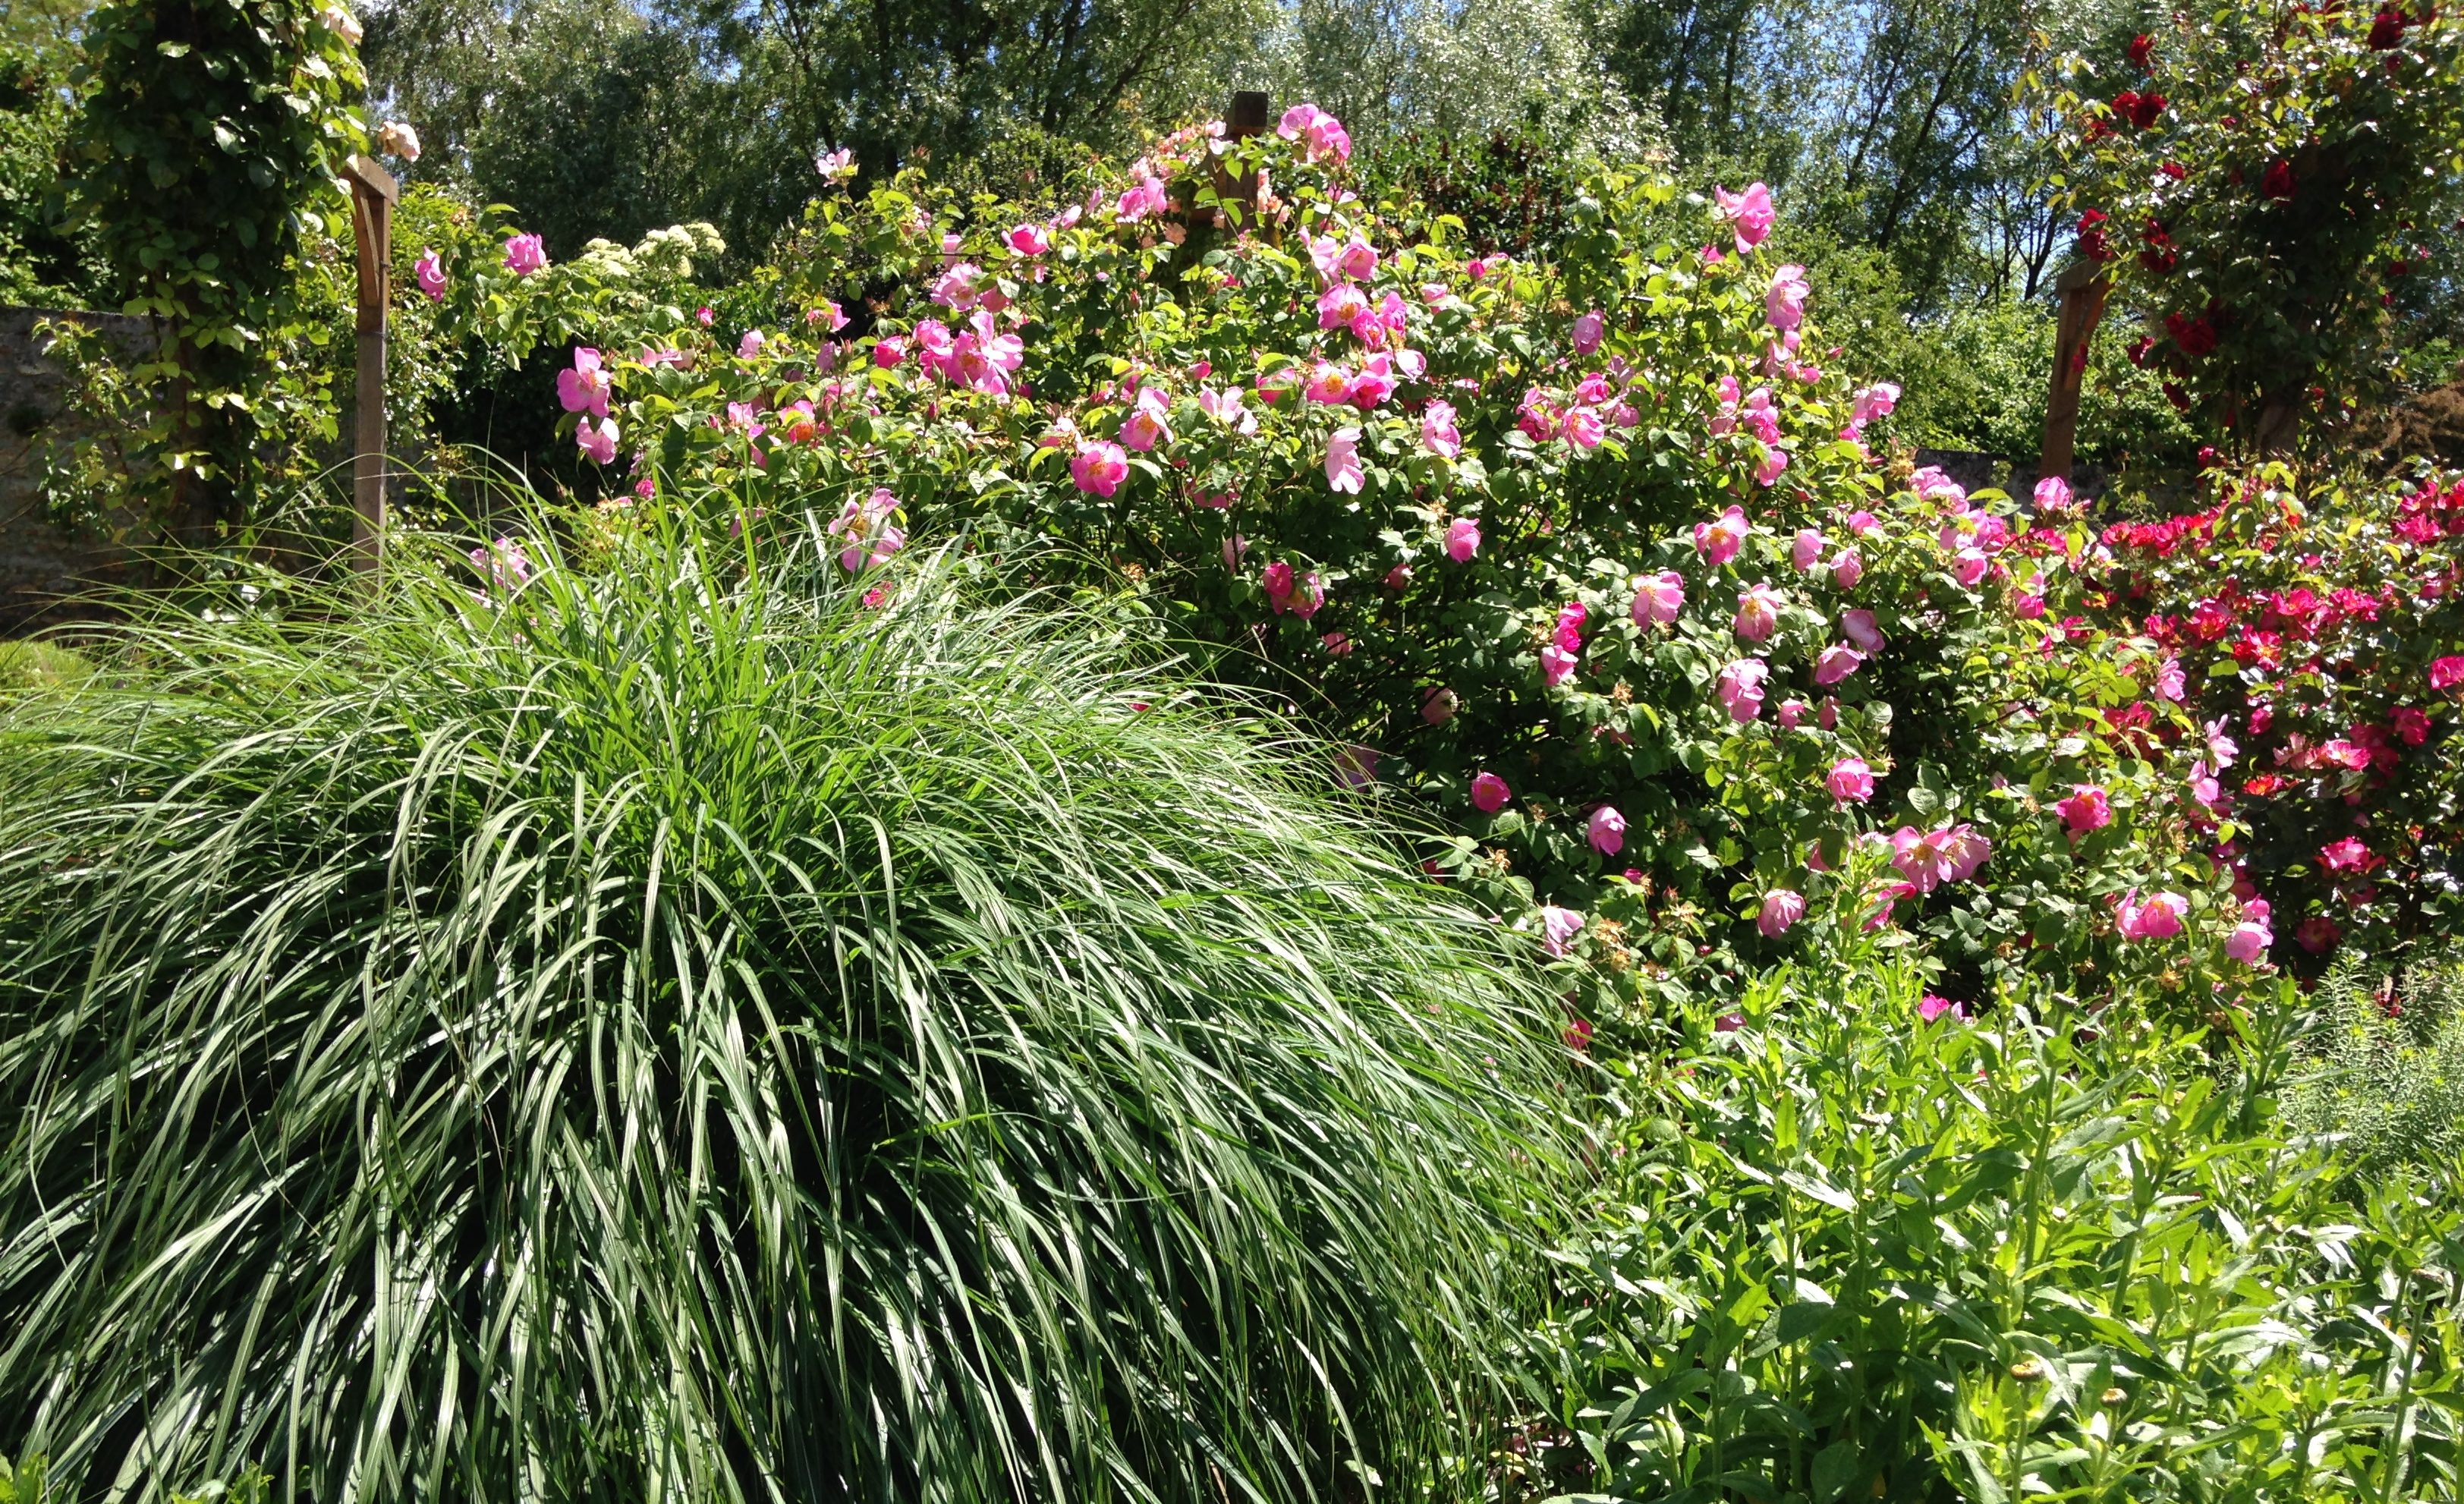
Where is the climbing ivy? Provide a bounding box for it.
[62,0,366,537]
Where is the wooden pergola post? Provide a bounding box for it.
[2041,258,2110,485]
[343,153,398,578]
[1223,89,1269,215]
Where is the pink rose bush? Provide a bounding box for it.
[412,112,2284,1016]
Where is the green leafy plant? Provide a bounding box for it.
[2283,946,2464,1175]
[1509,961,2464,1502]
[0,502,1569,1501]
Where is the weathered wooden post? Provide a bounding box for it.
[1224,89,1270,213]
[343,153,397,577]
[2041,258,2110,485]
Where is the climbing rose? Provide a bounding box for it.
[2033,475,2075,511]
[1588,805,1626,855]
[1758,889,1806,938]
[414,248,447,300]
[1445,517,1481,562]
[1421,686,1457,724]
[1421,399,1463,458]
[1070,440,1129,497]
[1326,426,1364,493]
[1632,571,1685,626]
[1841,609,1883,654]
[1827,757,1874,804]
[1829,549,1864,588]
[1792,528,1824,571]
[2056,785,2112,835]
[1696,505,1750,565]
[1717,659,1768,722]
[1005,223,1049,256]
[2431,656,2464,692]
[503,233,548,275]
[1714,182,1776,250]
[1571,309,1605,354]
[814,146,856,183]
[1764,264,1811,331]
[1470,771,1511,812]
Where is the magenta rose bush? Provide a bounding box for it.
[2071,463,2464,970]
[416,113,2275,1024]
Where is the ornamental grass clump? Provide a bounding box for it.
[0,511,1567,1502]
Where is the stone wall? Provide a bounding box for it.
[0,305,147,632]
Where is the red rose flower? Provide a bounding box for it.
[2262,159,2296,200]
[2129,32,2156,68]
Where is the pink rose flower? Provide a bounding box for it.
[1572,309,1605,354]
[2033,475,2075,511]
[1421,686,1457,724]
[1812,643,1864,685]
[1071,439,1130,497]
[1764,263,1811,331]
[1792,528,1824,571]
[1717,658,1768,722]
[1632,570,1685,627]
[1539,905,1583,957]
[1695,505,1751,565]
[1714,181,1775,249]
[1540,642,1578,686]
[1732,581,1783,641]
[1841,609,1884,654]
[1758,889,1806,938]
[1828,548,1864,588]
[1120,388,1173,452]
[2114,889,2187,941]
[2054,785,2111,835]
[1918,994,1969,1024]
[1588,805,1626,855]
[1324,426,1364,493]
[503,233,548,275]
[737,329,767,359]
[1421,399,1463,458]
[556,347,612,417]
[414,247,447,301]
[1006,223,1049,256]
[1470,771,1511,812]
[2226,899,2274,964]
[574,414,618,465]
[1827,757,1874,804]
[2431,656,2464,692]
[1445,517,1481,563]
